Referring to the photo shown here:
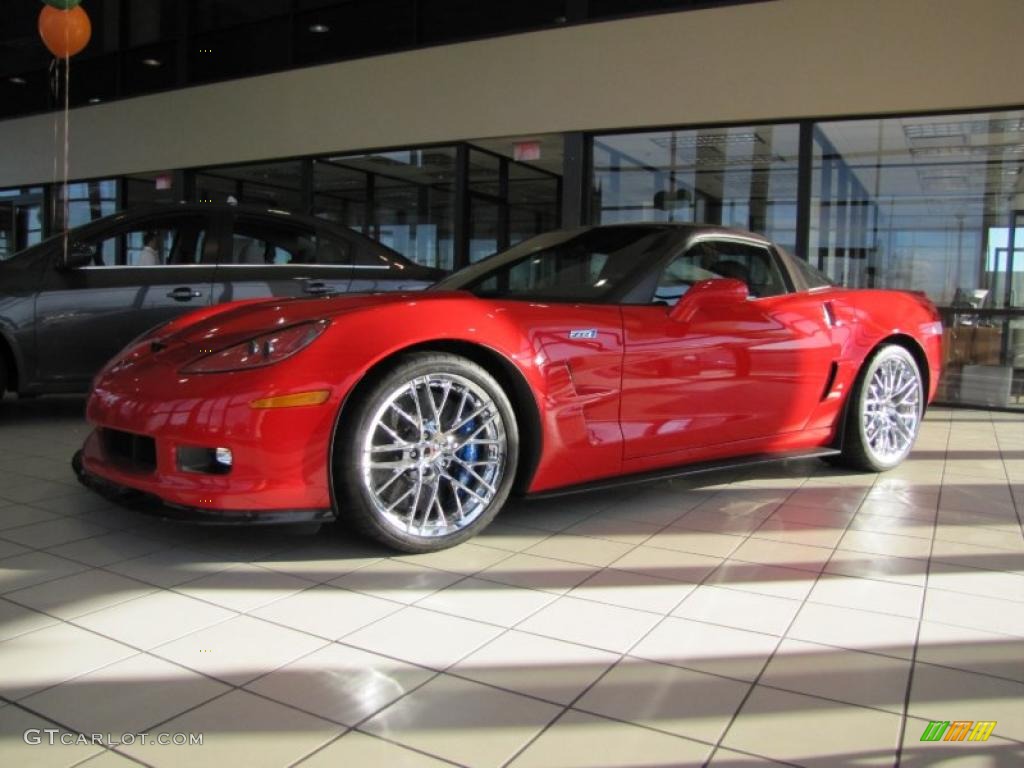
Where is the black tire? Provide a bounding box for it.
[836,344,923,472]
[334,352,519,553]
[0,354,7,401]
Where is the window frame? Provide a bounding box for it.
[72,214,213,269]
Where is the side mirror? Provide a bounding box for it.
[669,277,748,323]
[60,242,97,270]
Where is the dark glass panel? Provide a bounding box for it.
[190,21,289,83]
[122,42,179,96]
[588,0,761,20]
[293,0,417,65]
[127,0,181,47]
[68,54,118,108]
[191,0,291,33]
[0,70,49,119]
[418,0,566,44]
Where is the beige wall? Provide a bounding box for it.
[1,0,1021,187]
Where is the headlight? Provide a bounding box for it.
[180,319,330,374]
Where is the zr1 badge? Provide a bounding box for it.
[568,329,598,340]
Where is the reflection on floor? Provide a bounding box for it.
[0,398,1022,767]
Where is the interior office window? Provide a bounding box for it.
[592,124,799,253]
[56,180,118,230]
[0,187,44,260]
[314,148,457,270]
[811,110,1024,408]
[509,165,559,247]
[195,161,303,211]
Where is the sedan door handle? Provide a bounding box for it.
[167,286,203,302]
[302,281,332,295]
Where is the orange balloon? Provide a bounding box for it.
[38,5,92,59]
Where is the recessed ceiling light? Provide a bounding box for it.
[309,23,330,33]
[9,76,26,85]
[88,97,102,104]
[141,58,162,67]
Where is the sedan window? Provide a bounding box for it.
[76,219,206,267]
[232,219,351,265]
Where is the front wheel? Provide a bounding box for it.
[838,344,923,472]
[335,353,519,553]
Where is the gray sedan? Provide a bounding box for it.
[0,203,444,397]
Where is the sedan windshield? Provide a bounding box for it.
[433,226,672,302]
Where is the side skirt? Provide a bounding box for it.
[526,448,841,500]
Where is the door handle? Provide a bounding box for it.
[303,281,331,295]
[167,286,203,301]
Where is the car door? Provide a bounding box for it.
[33,212,216,386]
[214,214,352,303]
[620,238,836,461]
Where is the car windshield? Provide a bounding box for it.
[433,226,672,302]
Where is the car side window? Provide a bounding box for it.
[654,247,718,305]
[697,240,788,298]
[77,218,206,267]
[232,219,351,265]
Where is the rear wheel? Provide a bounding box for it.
[0,354,7,401]
[335,353,519,553]
[838,344,923,471]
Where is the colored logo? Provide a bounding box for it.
[568,329,598,340]
[920,721,996,742]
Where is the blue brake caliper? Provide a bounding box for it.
[453,418,478,498]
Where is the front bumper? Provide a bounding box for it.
[73,450,335,525]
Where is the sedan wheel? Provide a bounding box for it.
[337,353,518,552]
[839,344,923,471]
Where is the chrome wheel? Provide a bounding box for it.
[360,373,508,538]
[862,354,921,464]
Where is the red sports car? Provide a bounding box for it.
[74,224,942,552]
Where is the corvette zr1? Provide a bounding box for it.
[74,224,942,552]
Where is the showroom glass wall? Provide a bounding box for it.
[0,185,44,260]
[3,106,1022,408]
[590,108,1024,409]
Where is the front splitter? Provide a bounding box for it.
[72,450,336,526]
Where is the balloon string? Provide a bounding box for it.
[62,54,70,264]
[50,59,59,234]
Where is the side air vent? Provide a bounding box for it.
[821,361,839,401]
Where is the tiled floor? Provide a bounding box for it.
[0,397,1022,767]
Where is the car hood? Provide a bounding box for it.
[164,290,470,348]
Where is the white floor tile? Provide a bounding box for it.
[118,688,342,768]
[343,606,502,669]
[245,642,434,725]
[517,595,661,654]
[152,615,327,685]
[0,623,137,699]
[362,674,561,768]
[631,616,779,681]
[451,629,618,705]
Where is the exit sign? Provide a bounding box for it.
[513,141,541,162]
